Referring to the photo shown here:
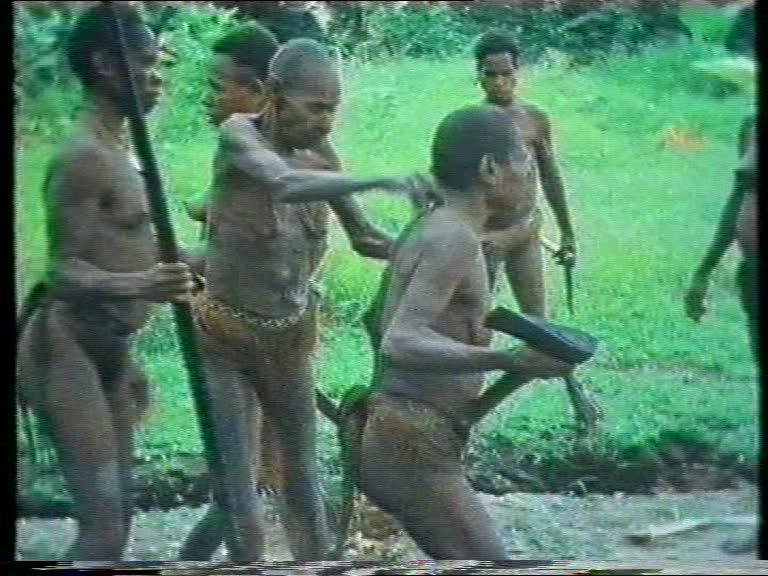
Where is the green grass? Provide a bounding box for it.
[16,43,758,475]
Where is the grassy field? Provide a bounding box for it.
[15,42,757,481]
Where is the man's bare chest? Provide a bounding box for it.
[95,153,151,232]
[451,253,489,314]
[503,106,539,151]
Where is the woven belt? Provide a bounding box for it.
[200,293,310,332]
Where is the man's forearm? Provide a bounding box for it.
[382,328,513,374]
[695,182,745,276]
[48,258,144,301]
[275,170,390,204]
[330,196,369,236]
[541,170,573,237]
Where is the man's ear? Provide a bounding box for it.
[478,153,499,187]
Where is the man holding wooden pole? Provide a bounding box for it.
[15,3,214,559]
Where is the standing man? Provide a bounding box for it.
[358,104,574,559]
[187,38,407,561]
[471,29,576,318]
[458,31,600,429]
[685,115,758,360]
[16,4,196,560]
[184,24,391,260]
[179,23,391,560]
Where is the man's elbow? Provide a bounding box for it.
[380,329,415,368]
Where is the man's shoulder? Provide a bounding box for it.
[420,214,478,261]
[219,113,272,159]
[519,100,551,128]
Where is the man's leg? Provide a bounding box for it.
[258,415,285,491]
[18,319,128,559]
[504,234,546,317]
[107,357,144,540]
[359,404,507,560]
[178,400,272,560]
[504,236,601,430]
[179,347,266,562]
[178,504,227,560]
[399,475,508,560]
[256,322,330,560]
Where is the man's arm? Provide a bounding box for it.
[684,166,750,321]
[693,182,746,277]
[314,139,393,259]
[380,230,519,374]
[228,137,400,204]
[531,109,575,255]
[221,118,412,203]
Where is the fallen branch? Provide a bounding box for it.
[626,514,756,544]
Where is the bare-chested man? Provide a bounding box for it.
[16,4,196,560]
[472,30,576,313]
[358,105,574,560]
[186,38,409,561]
[185,25,390,259]
[685,115,758,361]
[178,24,392,561]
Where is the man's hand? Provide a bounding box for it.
[503,346,575,379]
[380,174,439,203]
[140,262,197,303]
[352,226,393,260]
[685,273,710,322]
[554,230,576,267]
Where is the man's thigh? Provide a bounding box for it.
[504,234,546,317]
[360,424,505,560]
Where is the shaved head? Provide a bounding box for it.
[431,104,523,191]
[267,38,340,97]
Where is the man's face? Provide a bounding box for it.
[478,53,517,105]
[101,29,163,114]
[274,71,341,150]
[206,56,266,126]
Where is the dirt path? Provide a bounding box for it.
[17,484,759,565]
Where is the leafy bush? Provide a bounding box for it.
[13,2,242,144]
[14,5,81,140]
[327,2,688,64]
[147,4,242,143]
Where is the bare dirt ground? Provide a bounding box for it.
[17,483,759,565]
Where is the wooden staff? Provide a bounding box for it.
[103,1,246,557]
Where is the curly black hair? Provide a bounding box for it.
[213,22,280,82]
[66,3,154,89]
[474,30,520,68]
